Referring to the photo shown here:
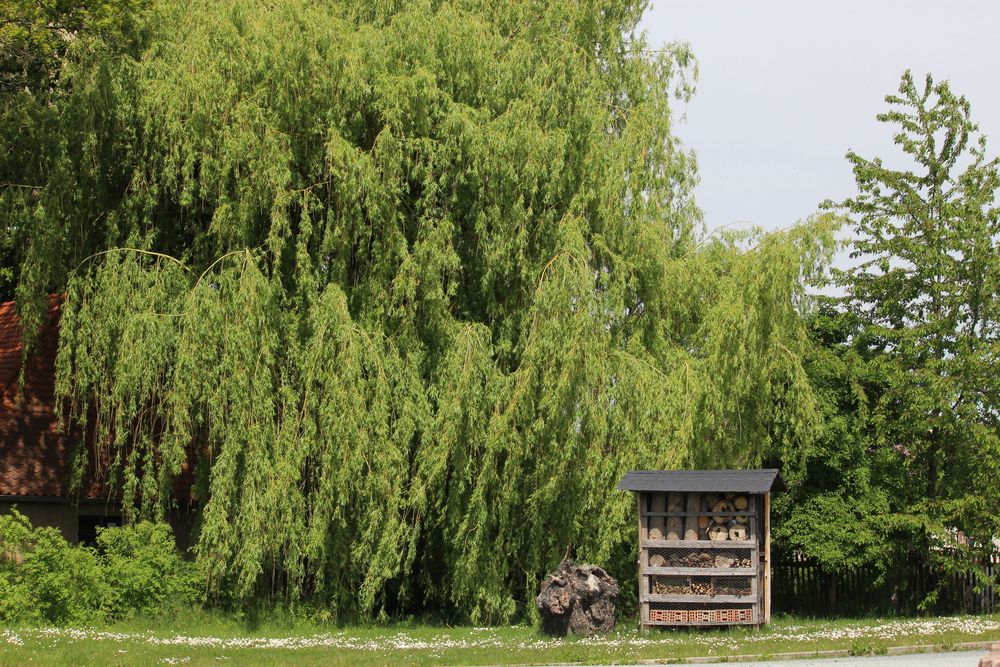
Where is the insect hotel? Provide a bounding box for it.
[617,469,785,629]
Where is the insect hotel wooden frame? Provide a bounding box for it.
[617,469,785,629]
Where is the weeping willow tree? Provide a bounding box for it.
[9,0,834,620]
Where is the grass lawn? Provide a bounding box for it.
[1,614,999,666]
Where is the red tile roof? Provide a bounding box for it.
[0,297,108,499]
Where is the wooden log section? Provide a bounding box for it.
[728,524,749,541]
[665,493,683,540]
[648,493,666,540]
[708,524,729,541]
[711,499,734,522]
[684,492,701,540]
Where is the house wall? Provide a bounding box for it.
[0,499,88,542]
[1,497,197,550]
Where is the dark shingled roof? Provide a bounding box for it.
[617,469,785,493]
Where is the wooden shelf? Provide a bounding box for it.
[643,566,756,576]
[643,618,758,627]
[642,539,757,548]
[644,593,756,603]
[641,510,756,518]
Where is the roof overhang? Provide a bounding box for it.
[616,469,786,494]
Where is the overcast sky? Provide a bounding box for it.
[640,1,1000,238]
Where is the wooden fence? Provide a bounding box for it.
[771,551,998,617]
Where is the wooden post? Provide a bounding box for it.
[638,492,649,632]
[748,494,758,627]
[763,492,771,625]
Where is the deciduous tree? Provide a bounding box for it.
[782,72,1000,588]
[8,0,834,620]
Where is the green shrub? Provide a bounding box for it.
[0,511,32,622]
[0,510,198,624]
[98,521,199,618]
[0,510,107,624]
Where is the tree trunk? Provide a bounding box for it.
[926,426,939,499]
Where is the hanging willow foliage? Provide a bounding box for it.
[12,0,835,621]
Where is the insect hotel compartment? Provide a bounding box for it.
[617,470,784,630]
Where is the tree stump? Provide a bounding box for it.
[536,559,619,636]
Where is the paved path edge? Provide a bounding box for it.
[636,640,996,665]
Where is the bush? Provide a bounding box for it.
[0,510,106,624]
[0,510,197,625]
[98,521,199,618]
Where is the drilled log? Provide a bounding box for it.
[708,524,729,541]
[711,499,734,522]
[728,524,749,541]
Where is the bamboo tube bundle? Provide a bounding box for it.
[690,579,712,595]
